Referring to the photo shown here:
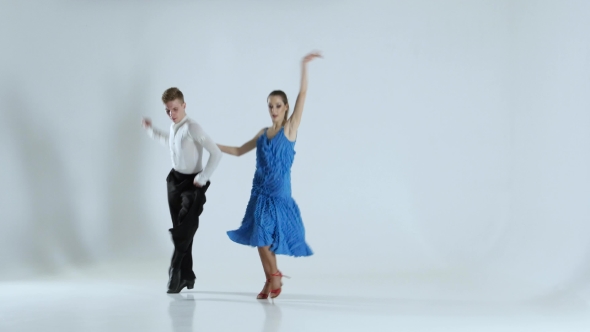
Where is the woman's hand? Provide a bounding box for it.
[302,52,322,65]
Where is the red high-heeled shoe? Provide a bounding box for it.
[257,279,270,300]
[269,271,290,299]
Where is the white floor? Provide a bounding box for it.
[2,262,590,332]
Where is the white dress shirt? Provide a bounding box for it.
[146,116,222,186]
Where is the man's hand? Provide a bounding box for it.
[193,175,204,188]
[142,117,152,129]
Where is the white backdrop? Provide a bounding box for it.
[0,0,589,300]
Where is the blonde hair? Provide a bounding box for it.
[162,87,184,104]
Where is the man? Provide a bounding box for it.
[142,87,222,293]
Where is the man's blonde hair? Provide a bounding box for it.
[162,87,184,104]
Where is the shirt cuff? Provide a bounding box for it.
[194,174,207,186]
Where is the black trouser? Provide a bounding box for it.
[166,168,210,281]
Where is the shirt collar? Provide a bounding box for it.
[172,115,190,132]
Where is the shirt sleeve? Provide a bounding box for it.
[145,126,169,146]
[188,122,222,186]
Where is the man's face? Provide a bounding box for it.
[165,99,186,123]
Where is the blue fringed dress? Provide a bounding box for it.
[227,127,313,257]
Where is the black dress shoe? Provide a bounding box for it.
[186,279,195,289]
[167,278,194,294]
[167,267,182,293]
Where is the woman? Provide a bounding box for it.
[217,51,322,299]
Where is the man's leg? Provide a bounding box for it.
[166,170,188,292]
[167,183,208,293]
[166,169,184,223]
[177,189,200,281]
[181,239,195,281]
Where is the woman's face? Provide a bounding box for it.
[268,95,288,124]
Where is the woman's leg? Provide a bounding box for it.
[257,247,272,297]
[258,246,280,290]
